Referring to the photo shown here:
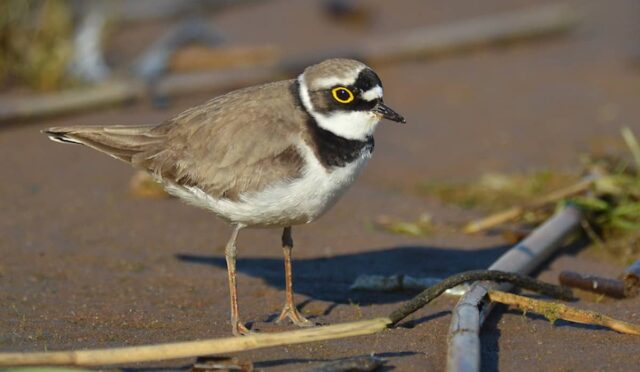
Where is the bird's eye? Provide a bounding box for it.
[331,87,354,104]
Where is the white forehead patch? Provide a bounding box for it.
[313,76,355,90]
[311,68,362,90]
[361,86,383,101]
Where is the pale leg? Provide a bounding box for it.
[276,226,314,326]
[224,224,251,336]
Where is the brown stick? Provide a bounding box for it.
[487,290,640,335]
[463,175,596,234]
[559,271,627,298]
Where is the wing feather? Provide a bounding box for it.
[45,80,308,200]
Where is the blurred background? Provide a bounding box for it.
[1,0,640,370]
[1,0,639,180]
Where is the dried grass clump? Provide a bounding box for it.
[372,213,435,237]
[0,0,74,91]
[418,170,579,214]
[568,128,640,263]
[416,127,640,263]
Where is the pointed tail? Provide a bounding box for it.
[43,124,165,164]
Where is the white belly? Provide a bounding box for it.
[164,142,371,227]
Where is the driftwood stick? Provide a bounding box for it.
[463,175,596,234]
[387,270,572,325]
[0,318,391,366]
[447,205,582,372]
[559,270,627,298]
[0,4,577,124]
[487,290,640,335]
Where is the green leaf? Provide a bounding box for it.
[569,196,610,211]
[610,203,640,219]
[609,218,640,231]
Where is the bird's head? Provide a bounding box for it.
[297,58,405,141]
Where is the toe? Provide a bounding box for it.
[232,321,253,336]
[276,305,317,327]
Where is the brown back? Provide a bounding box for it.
[46,80,308,200]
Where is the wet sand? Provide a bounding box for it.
[1,0,640,370]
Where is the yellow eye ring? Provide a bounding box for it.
[331,87,355,104]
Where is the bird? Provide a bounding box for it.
[44,58,405,336]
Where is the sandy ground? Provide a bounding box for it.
[1,0,640,370]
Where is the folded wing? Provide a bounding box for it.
[44,80,307,200]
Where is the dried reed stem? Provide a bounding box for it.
[487,290,640,335]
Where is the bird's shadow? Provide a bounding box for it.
[176,244,510,305]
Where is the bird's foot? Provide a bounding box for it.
[276,303,315,327]
[231,320,253,336]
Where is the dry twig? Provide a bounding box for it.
[463,175,596,234]
[0,318,391,366]
[487,290,640,335]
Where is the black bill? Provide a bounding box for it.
[374,102,406,123]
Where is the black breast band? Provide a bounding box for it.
[290,80,374,168]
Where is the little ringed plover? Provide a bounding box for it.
[45,58,406,335]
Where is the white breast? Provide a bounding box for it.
[163,141,371,227]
